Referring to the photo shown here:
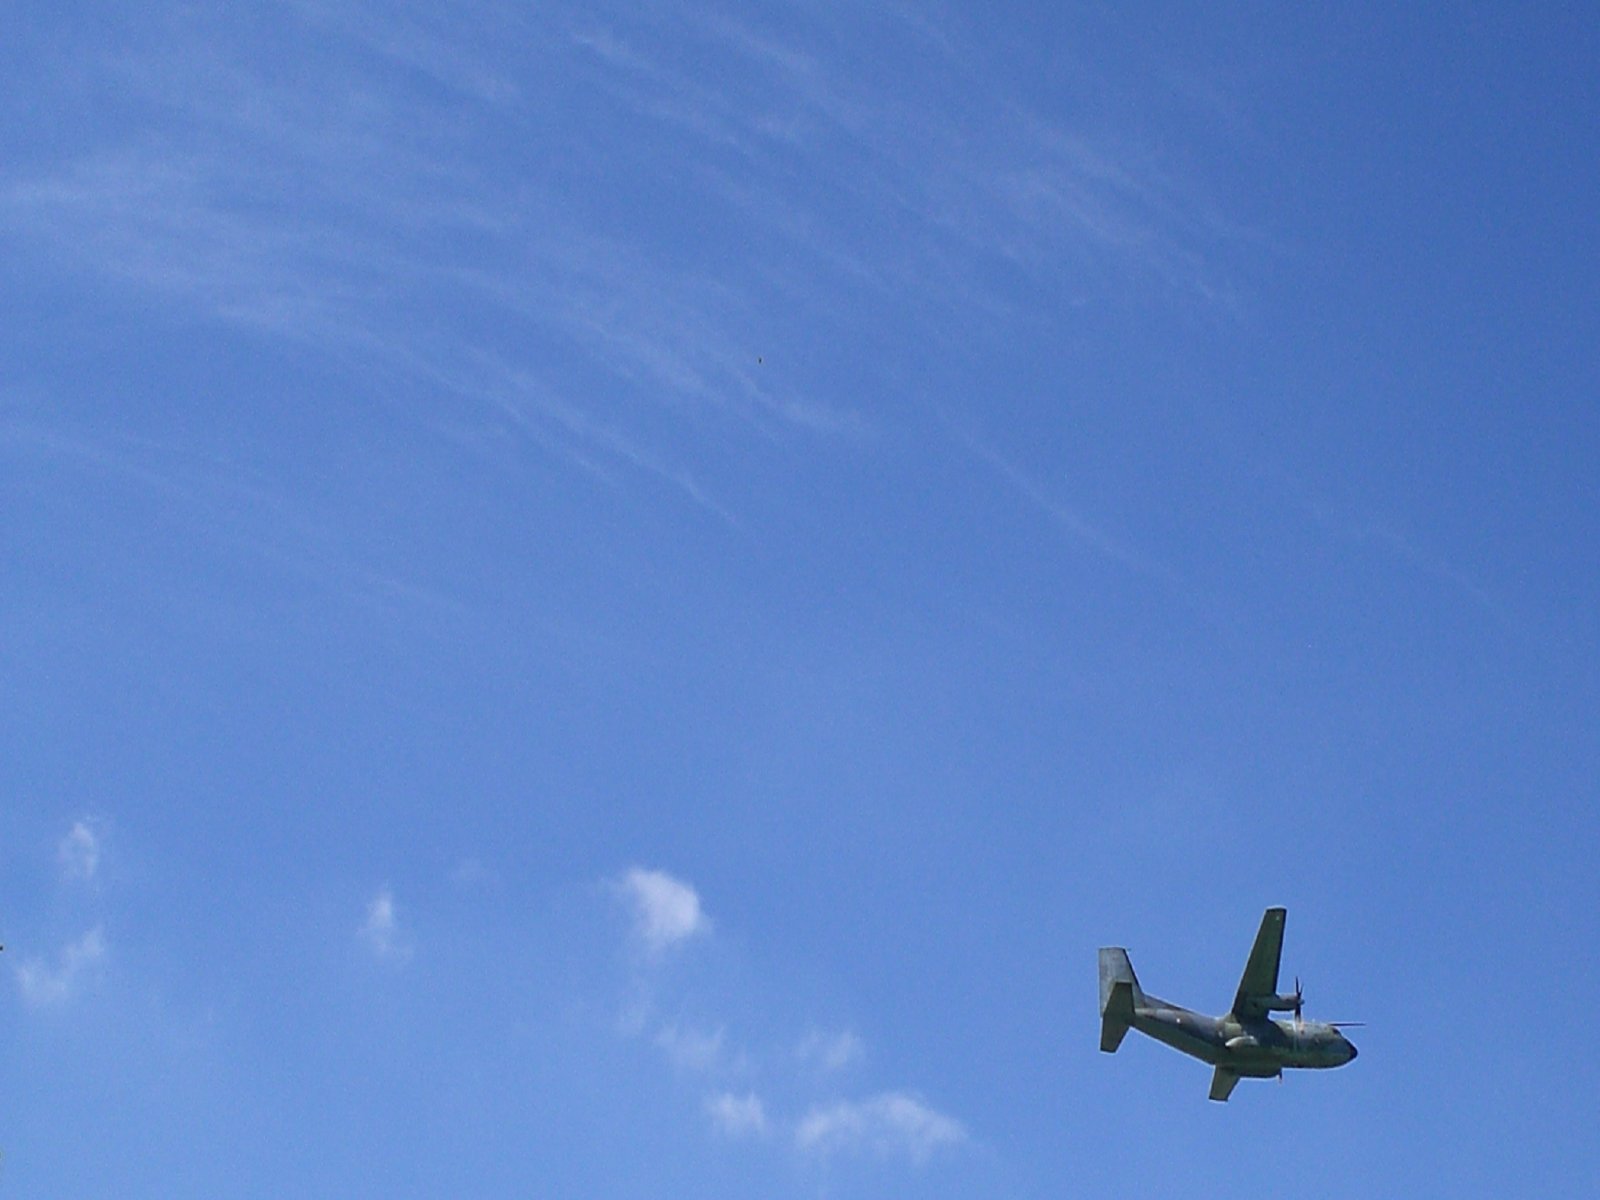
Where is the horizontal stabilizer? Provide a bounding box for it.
[1100,980,1134,1052]
[1209,1067,1240,1103]
[1100,1019,1129,1053]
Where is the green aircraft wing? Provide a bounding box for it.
[1231,906,1287,1019]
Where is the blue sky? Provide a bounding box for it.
[3,2,1597,1195]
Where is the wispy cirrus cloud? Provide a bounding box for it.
[576,5,1237,310]
[957,426,1190,590]
[0,14,862,520]
[3,3,1237,531]
[1304,494,1526,641]
[950,420,1235,619]
[287,0,528,106]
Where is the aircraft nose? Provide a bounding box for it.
[1345,1041,1358,1063]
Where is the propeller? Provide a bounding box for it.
[1292,972,1365,1030]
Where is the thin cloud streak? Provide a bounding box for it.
[0,416,471,627]
[0,35,859,512]
[957,427,1193,594]
[288,0,528,106]
[1306,497,1529,643]
[588,6,1238,306]
[2,4,1236,528]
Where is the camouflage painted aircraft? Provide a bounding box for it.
[1099,907,1359,1101]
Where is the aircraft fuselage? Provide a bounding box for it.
[1130,995,1356,1077]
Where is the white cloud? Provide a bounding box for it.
[57,819,101,882]
[618,867,709,953]
[655,1023,729,1073]
[654,1022,753,1077]
[795,1092,967,1163]
[797,1028,864,1073]
[604,867,957,1169]
[450,856,499,888]
[16,927,106,1007]
[360,888,412,962]
[706,1091,768,1138]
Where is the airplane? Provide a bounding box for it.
[1099,907,1359,1101]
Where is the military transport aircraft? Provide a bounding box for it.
[1099,907,1359,1101]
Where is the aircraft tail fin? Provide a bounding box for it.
[1098,947,1144,1053]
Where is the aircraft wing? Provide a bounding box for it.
[1231,907,1287,1019]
